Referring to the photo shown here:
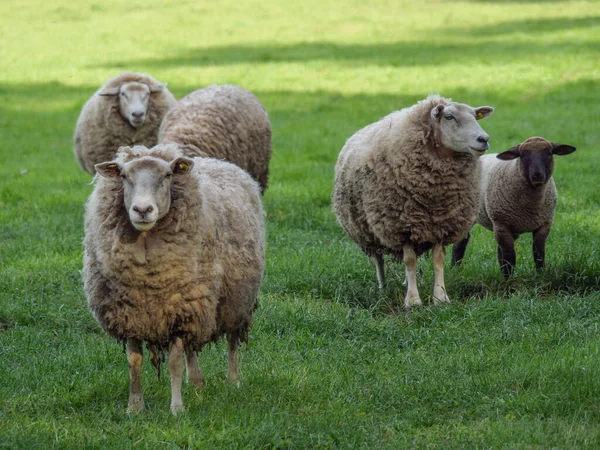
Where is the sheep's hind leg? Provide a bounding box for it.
[185,350,205,389]
[227,332,241,387]
[373,254,385,290]
[127,338,145,414]
[433,244,450,305]
[168,338,185,414]
[403,244,422,308]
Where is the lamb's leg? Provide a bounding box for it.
[532,223,551,270]
[403,244,421,308]
[185,350,205,389]
[494,226,516,278]
[168,338,185,414]
[373,254,385,290]
[433,244,450,304]
[451,231,470,266]
[127,338,144,414]
[227,332,241,387]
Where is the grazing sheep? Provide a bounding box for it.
[451,136,576,277]
[158,84,272,194]
[332,95,494,308]
[74,72,177,174]
[83,144,265,414]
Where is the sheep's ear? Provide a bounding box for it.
[430,104,445,120]
[475,106,494,120]
[149,83,166,94]
[98,87,120,96]
[497,145,521,160]
[171,157,194,175]
[551,143,576,156]
[95,162,122,177]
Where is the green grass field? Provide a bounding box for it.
[1,0,600,448]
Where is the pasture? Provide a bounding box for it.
[1,0,599,448]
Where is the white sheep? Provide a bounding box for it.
[83,144,265,414]
[451,136,576,277]
[74,72,177,174]
[332,95,494,308]
[158,84,272,194]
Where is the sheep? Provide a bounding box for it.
[451,136,576,277]
[74,72,177,174]
[332,95,494,308]
[158,84,272,194]
[83,143,265,414]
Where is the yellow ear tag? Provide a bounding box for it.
[477,112,484,119]
[178,162,188,172]
[107,164,117,170]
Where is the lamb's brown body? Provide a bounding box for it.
[158,84,272,193]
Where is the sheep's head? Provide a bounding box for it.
[496,136,576,187]
[430,102,494,156]
[100,81,166,129]
[95,153,194,231]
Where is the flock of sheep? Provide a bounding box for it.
[74,71,576,413]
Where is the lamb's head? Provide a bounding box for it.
[95,153,194,231]
[430,102,494,156]
[100,81,166,129]
[496,136,576,187]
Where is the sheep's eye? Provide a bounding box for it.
[444,115,454,121]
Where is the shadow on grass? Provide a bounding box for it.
[446,16,600,36]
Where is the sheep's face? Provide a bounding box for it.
[496,137,576,187]
[100,81,165,129]
[430,102,494,156]
[95,155,195,231]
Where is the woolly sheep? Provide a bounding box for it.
[83,144,265,414]
[74,72,177,174]
[333,95,494,308]
[158,84,272,194]
[451,136,576,277]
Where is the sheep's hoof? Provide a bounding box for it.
[433,289,450,305]
[228,376,241,388]
[126,398,145,414]
[189,377,206,389]
[404,293,422,309]
[170,403,184,415]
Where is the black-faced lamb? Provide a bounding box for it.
[332,95,494,308]
[158,84,272,194]
[451,136,576,277]
[74,72,177,174]
[83,144,265,414]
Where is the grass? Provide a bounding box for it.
[1,0,599,448]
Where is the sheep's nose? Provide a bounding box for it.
[133,205,154,215]
[132,111,144,119]
[531,172,545,183]
[477,135,489,144]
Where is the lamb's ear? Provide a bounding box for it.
[430,104,445,120]
[149,83,166,94]
[551,143,576,156]
[475,106,494,120]
[95,162,122,177]
[171,157,194,175]
[98,86,120,96]
[497,145,521,160]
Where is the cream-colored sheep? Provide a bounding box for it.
[158,84,272,193]
[83,144,265,414]
[333,95,494,308]
[74,72,177,174]
[452,136,576,277]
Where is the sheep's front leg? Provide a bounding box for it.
[532,223,551,270]
[127,338,144,414]
[227,332,241,387]
[433,244,450,304]
[185,350,205,389]
[494,226,516,278]
[373,254,385,290]
[451,231,470,266]
[168,338,185,414]
[403,244,422,308]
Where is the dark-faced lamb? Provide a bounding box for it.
[83,144,265,414]
[333,95,494,308]
[452,136,576,277]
